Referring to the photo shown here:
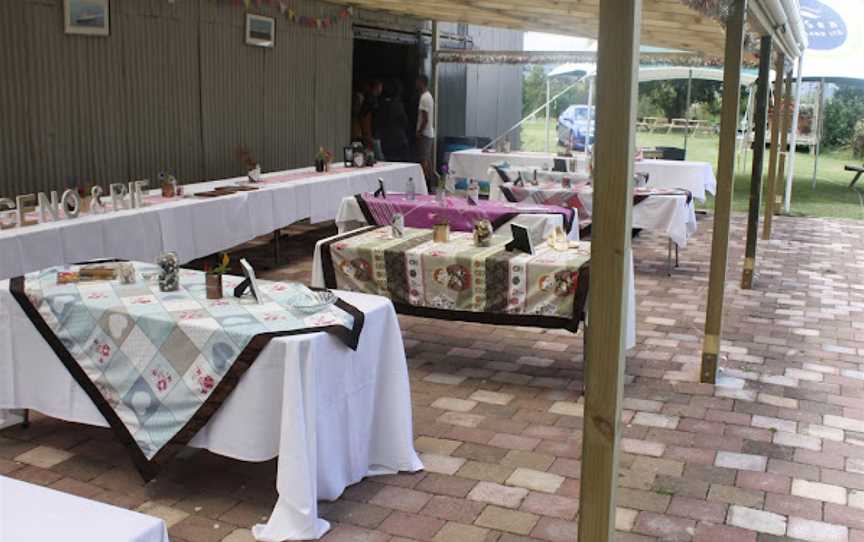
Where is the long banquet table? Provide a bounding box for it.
[1,475,170,542]
[334,193,580,240]
[0,162,425,281]
[451,148,716,202]
[500,183,697,248]
[0,279,422,541]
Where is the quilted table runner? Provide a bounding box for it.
[355,193,575,233]
[321,226,590,331]
[10,262,364,480]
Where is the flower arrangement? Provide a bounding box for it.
[205,253,230,300]
[315,147,333,172]
[235,145,258,171]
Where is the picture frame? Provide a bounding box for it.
[64,0,110,37]
[245,14,275,48]
[238,258,264,304]
[506,224,535,255]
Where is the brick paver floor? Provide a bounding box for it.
[3,212,864,542]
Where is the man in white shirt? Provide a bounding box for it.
[415,74,436,186]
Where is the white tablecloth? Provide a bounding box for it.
[1,475,169,542]
[0,285,422,541]
[448,149,584,200]
[632,159,716,201]
[334,195,579,241]
[578,189,698,248]
[310,232,636,349]
[0,163,426,281]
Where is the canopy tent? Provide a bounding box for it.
[784,0,864,208]
[549,64,759,85]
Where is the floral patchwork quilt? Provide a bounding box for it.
[10,262,363,479]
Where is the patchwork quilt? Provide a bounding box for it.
[10,262,363,480]
[321,226,590,331]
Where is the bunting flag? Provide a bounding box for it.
[215,0,352,29]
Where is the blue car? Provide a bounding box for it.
[557,105,596,151]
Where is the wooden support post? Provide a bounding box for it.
[430,21,441,181]
[741,35,772,290]
[577,0,640,540]
[776,72,793,206]
[762,53,786,240]
[700,0,747,384]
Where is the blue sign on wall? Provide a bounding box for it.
[800,0,847,50]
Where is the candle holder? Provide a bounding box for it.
[433,221,450,243]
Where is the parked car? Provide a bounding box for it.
[557,105,595,151]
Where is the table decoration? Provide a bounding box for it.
[433,217,450,242]
[157,251,179,292]
[373,178,387,198]
[159,172,178,198]
[467,178,480,204]
[391,213,405,238]
[205,252,230,299]
[287,289,338,314]
[9,260,364,480]
[473,219,493,247]
[315,147,333,173]
[117,262,137,284]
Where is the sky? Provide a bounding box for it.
[523,32,596,52]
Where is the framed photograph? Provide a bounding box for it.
[64,0,110,36]
[506,224,535,255]
[245,14,275,48]
[239,258,264,304]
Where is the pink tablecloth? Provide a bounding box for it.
[356,193,575,232]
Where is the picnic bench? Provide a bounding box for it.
[847,164,864,188]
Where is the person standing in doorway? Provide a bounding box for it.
[415,74,436,187]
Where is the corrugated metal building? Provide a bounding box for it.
[0,0,521,195]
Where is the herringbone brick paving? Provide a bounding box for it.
[3,212,864,542]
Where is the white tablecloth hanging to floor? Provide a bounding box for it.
[0,284,423,541]
[0,163,425,281]
[577,188,698,248]
[632,159,716,201]
[334,195,579,241]
[0,475,170,542]
[310,231,636,349]
[447,149,584,200]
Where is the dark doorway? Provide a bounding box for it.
[352,34,421,157]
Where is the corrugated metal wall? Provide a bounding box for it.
[464,26,523,148]
[0,0,351,195]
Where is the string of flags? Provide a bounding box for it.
[224,0,353,29]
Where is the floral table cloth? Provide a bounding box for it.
[10,262,363,480]
[320,226,590,332]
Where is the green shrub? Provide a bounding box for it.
[823,85,864,149]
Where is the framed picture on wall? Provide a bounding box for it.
[245,14,275,48]
[64,0,110,36]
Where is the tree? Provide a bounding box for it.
[823,85,864,150]
[639,79,723,120]
[523,65,590,119]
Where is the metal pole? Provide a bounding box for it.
[812,78,825,189]
[683,69,692,158]
[784,55,804,213]
[585,77,594,165]
[545,78,551,152]
[431,21,441,180]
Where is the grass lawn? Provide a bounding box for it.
[520,119,864,220]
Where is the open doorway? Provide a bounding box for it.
[352,32,421,161]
